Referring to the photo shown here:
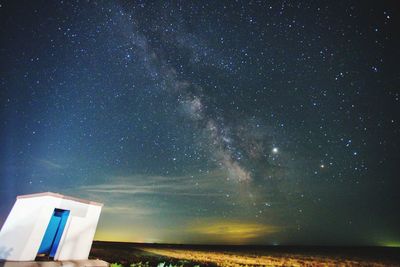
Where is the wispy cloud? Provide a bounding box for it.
[77,173,228,198]
[38,159,64,170]
[101,204,157,216]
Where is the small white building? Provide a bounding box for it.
[0,192,103,261]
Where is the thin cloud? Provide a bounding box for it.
[38,159,64,170]
[77,173,228,197]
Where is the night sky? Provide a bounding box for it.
[1,0,399,246]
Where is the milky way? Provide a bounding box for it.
[0,1,399,245]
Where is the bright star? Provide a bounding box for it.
[272,147,278,154]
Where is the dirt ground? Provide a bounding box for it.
[90,241,400,267]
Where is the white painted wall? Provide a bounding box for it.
[0,194,102,261]
[56,198,102,260]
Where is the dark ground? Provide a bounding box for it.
[89,241,400,266]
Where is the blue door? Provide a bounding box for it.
[37,209,70,258]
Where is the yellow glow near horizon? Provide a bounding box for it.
[94,220,281,244]
[186,220,281,244]
[94,229,164,243]
[381,241,400,247]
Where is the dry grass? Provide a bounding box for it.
[91,242,400,267]
[138,247,389,267]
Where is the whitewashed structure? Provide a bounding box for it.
[0,192,103,261]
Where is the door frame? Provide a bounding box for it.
[37,208,70,260]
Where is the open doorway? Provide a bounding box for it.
[36,208,70,260]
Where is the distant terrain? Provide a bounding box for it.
[90,241,400,266]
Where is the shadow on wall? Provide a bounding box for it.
[0,246,13,261]
[58,222,96,259]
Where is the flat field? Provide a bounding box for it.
[90,241,400,267]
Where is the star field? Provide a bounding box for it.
[0,0,399,245]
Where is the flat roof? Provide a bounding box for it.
[17,192,103,207]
